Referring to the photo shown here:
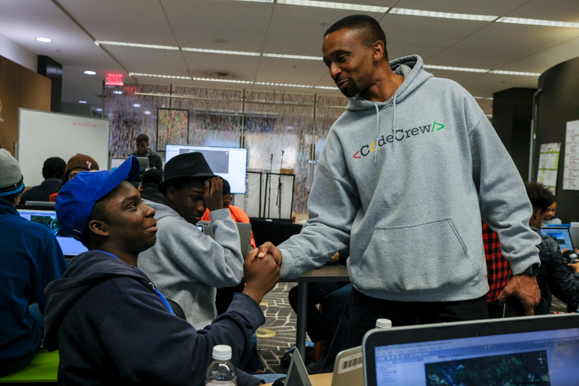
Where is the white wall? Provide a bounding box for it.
[0,32,37,71]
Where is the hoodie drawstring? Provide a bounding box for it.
[373,93,397,164]
[373,103,380,163]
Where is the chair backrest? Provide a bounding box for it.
[166,299,186,320]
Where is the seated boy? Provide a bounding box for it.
[138,153,244,329]
[43,156,282,385]
[523,182,579,314]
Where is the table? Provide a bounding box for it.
[265,373,332,386]
[280,266,350,359]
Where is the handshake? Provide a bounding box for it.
[242,242,282,305]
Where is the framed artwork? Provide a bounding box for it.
[157,108,189,151]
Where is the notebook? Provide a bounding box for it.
[17,208,88,257]
[362,314,579,386]
[196,221,252,256]
[540,226,575,251]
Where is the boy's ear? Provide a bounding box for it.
[87,219,110,238]
[166,186,176,202]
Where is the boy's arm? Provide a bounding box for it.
[36,229,68,312]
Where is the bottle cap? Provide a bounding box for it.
[212,345,232,361]
[376,318,392,329]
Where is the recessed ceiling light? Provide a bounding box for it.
[84,70,96,75]
[255,81,311,88]
[96,108,103,112]
[129,72,192,79]
[79,101,87,104]
[496,17,579,28]
[488,70,541,76]
[277,0,388,13]
[144,111,151,115]
[113,91,123,94]
[133,104,141,108]
[182,47,260,56]
[389,8,497,22]
[36,37,52,43]
[424,64,489,73]
[96,41,179,50]
[263,53,321,60]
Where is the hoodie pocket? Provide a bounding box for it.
[355,219,476,293]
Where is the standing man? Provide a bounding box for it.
[258,15,541,346]
[133,134,163,173]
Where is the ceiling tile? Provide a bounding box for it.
[393,0,528,16]
[172,27,266,52]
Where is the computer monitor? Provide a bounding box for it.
[17,208,88,257]
[165,144,248,194]
[363,314,579,386]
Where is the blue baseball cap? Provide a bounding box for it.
[56,156,141,241]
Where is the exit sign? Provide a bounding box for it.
[106,73,124,86]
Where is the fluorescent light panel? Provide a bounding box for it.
[389,8,497,21]
[129,72,191,79]
[424,64,489,73]
[489,70,540,76]
[255,81,311,88]
[496,17,579,29]
[96,41,179,50]
[193,77,254,84]
[263,53,321,60]
[183,47,260,56]
[231,0,273,2]
[315,86,337,90]
[277,0,388,13]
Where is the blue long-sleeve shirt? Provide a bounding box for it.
[0,198,67,360]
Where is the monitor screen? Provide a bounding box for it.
[17,209,88,257]
[165,144,248,194]
[374,328,579,385]
[540,227,574,250]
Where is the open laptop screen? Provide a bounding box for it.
[18,208,88,257]
[540,227,575,250]
[364,315,579,386]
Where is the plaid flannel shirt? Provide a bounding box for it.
[483,222,512,302]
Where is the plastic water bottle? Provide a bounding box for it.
[205,345,237,385]
[376,318,392,329]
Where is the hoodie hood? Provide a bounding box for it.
[43,251,149,350]
[143,200,181,222]
[345,55,432,111]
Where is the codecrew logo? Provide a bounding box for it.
[352,121,445,158]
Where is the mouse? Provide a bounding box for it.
[272,376,286,386]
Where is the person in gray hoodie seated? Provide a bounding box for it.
[137,152,245,330]
[258,14,542,347]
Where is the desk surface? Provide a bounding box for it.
[265,373,332,386]
[280,265,349,283]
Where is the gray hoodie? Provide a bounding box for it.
[138,202,243,329]
[278,55,541,302]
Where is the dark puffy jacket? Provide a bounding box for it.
[533,226,579,314]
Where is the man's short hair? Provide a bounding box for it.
[324,14,388,57]
[42,157,66,180]
[136,134,149,143]
[142,168,162,186]
[222,179,230,196]
[525,182,556,213]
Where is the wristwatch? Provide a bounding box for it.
[523,263,540,276]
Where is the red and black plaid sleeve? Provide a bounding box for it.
[483,222,512,302]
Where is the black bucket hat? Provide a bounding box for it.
[158,152,216,194]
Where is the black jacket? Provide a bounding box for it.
[139,183,164,204]
[533,226,579,314]
[20,179,62,204]
[43,250,263,385]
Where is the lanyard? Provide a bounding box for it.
[95,250,174,315]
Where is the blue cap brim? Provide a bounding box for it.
[94,156,141,201]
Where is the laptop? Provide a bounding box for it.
[17,208,88,257]
[332,346,364,386]
[570,222,579,249]
[196,221,253,256]
[362,314,579,386]
[540,226,575,251]
[284,348,313,386]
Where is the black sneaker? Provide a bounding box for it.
[246,350,266,374]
